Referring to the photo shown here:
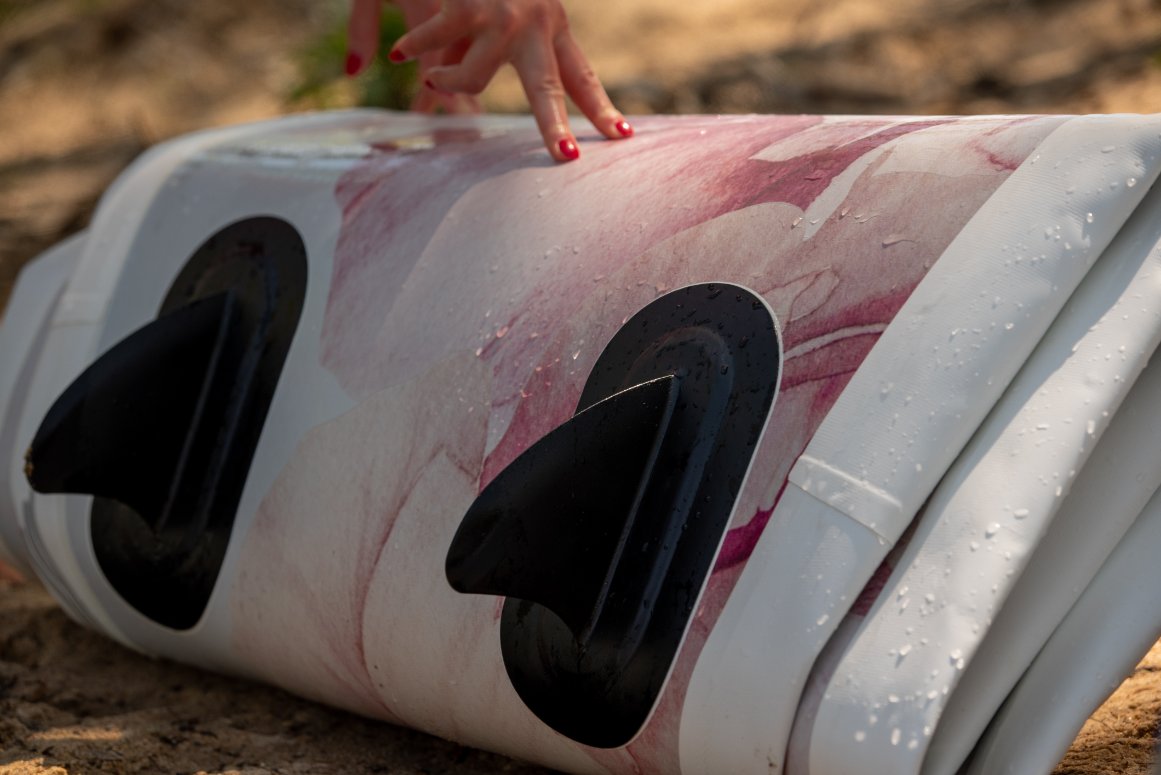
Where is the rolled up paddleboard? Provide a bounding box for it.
[2,110,1160,775]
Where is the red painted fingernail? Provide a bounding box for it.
[344,52,362,76]
[424,78,451,96]
[615,119,634,138]
[558,138,580,161]
[388,48,407,64]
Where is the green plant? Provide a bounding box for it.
[292,6,419,110]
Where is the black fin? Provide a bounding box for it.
[446,283,782,748]
[26,216,307,630]
[27,291,241,528]
[448,374,680,641]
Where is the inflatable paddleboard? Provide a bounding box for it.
[2,110,1160,775]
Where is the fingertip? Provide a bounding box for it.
[345,51,364,77]
[423,77,455,98]
[595,115,633,140]
[346,0,381,77]
[557,137,580,162]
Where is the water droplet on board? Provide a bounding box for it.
[1086,212,1094,224]
[855,730,867,742]
[985,523,1000,538]
[1128,177,1138,188]
[817,613,830,627]
[891,728,902,746]
[1013,507,1029,519]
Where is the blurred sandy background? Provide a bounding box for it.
[3,0,1161,772]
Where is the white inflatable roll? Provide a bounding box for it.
[798,139,1161,774]
[2,111,1161,775]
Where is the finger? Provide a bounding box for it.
[346,0,382,76]
[437,91,484,114]
[440,93,483,114]
[411,85,439,113]
[441,35,474,68]
[389,12,468,63]
[555,29,632,140]
[512,37,578,162]
[394,0,441,30]
[414,33,466,74]
[425,35,509,96]
[458,93,483,114]
[411,78,475,114]
[413,60,456,113]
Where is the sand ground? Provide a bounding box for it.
[2,0,1161,772]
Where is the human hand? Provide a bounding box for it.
[348,0,482,115]
[349,0,633,162]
